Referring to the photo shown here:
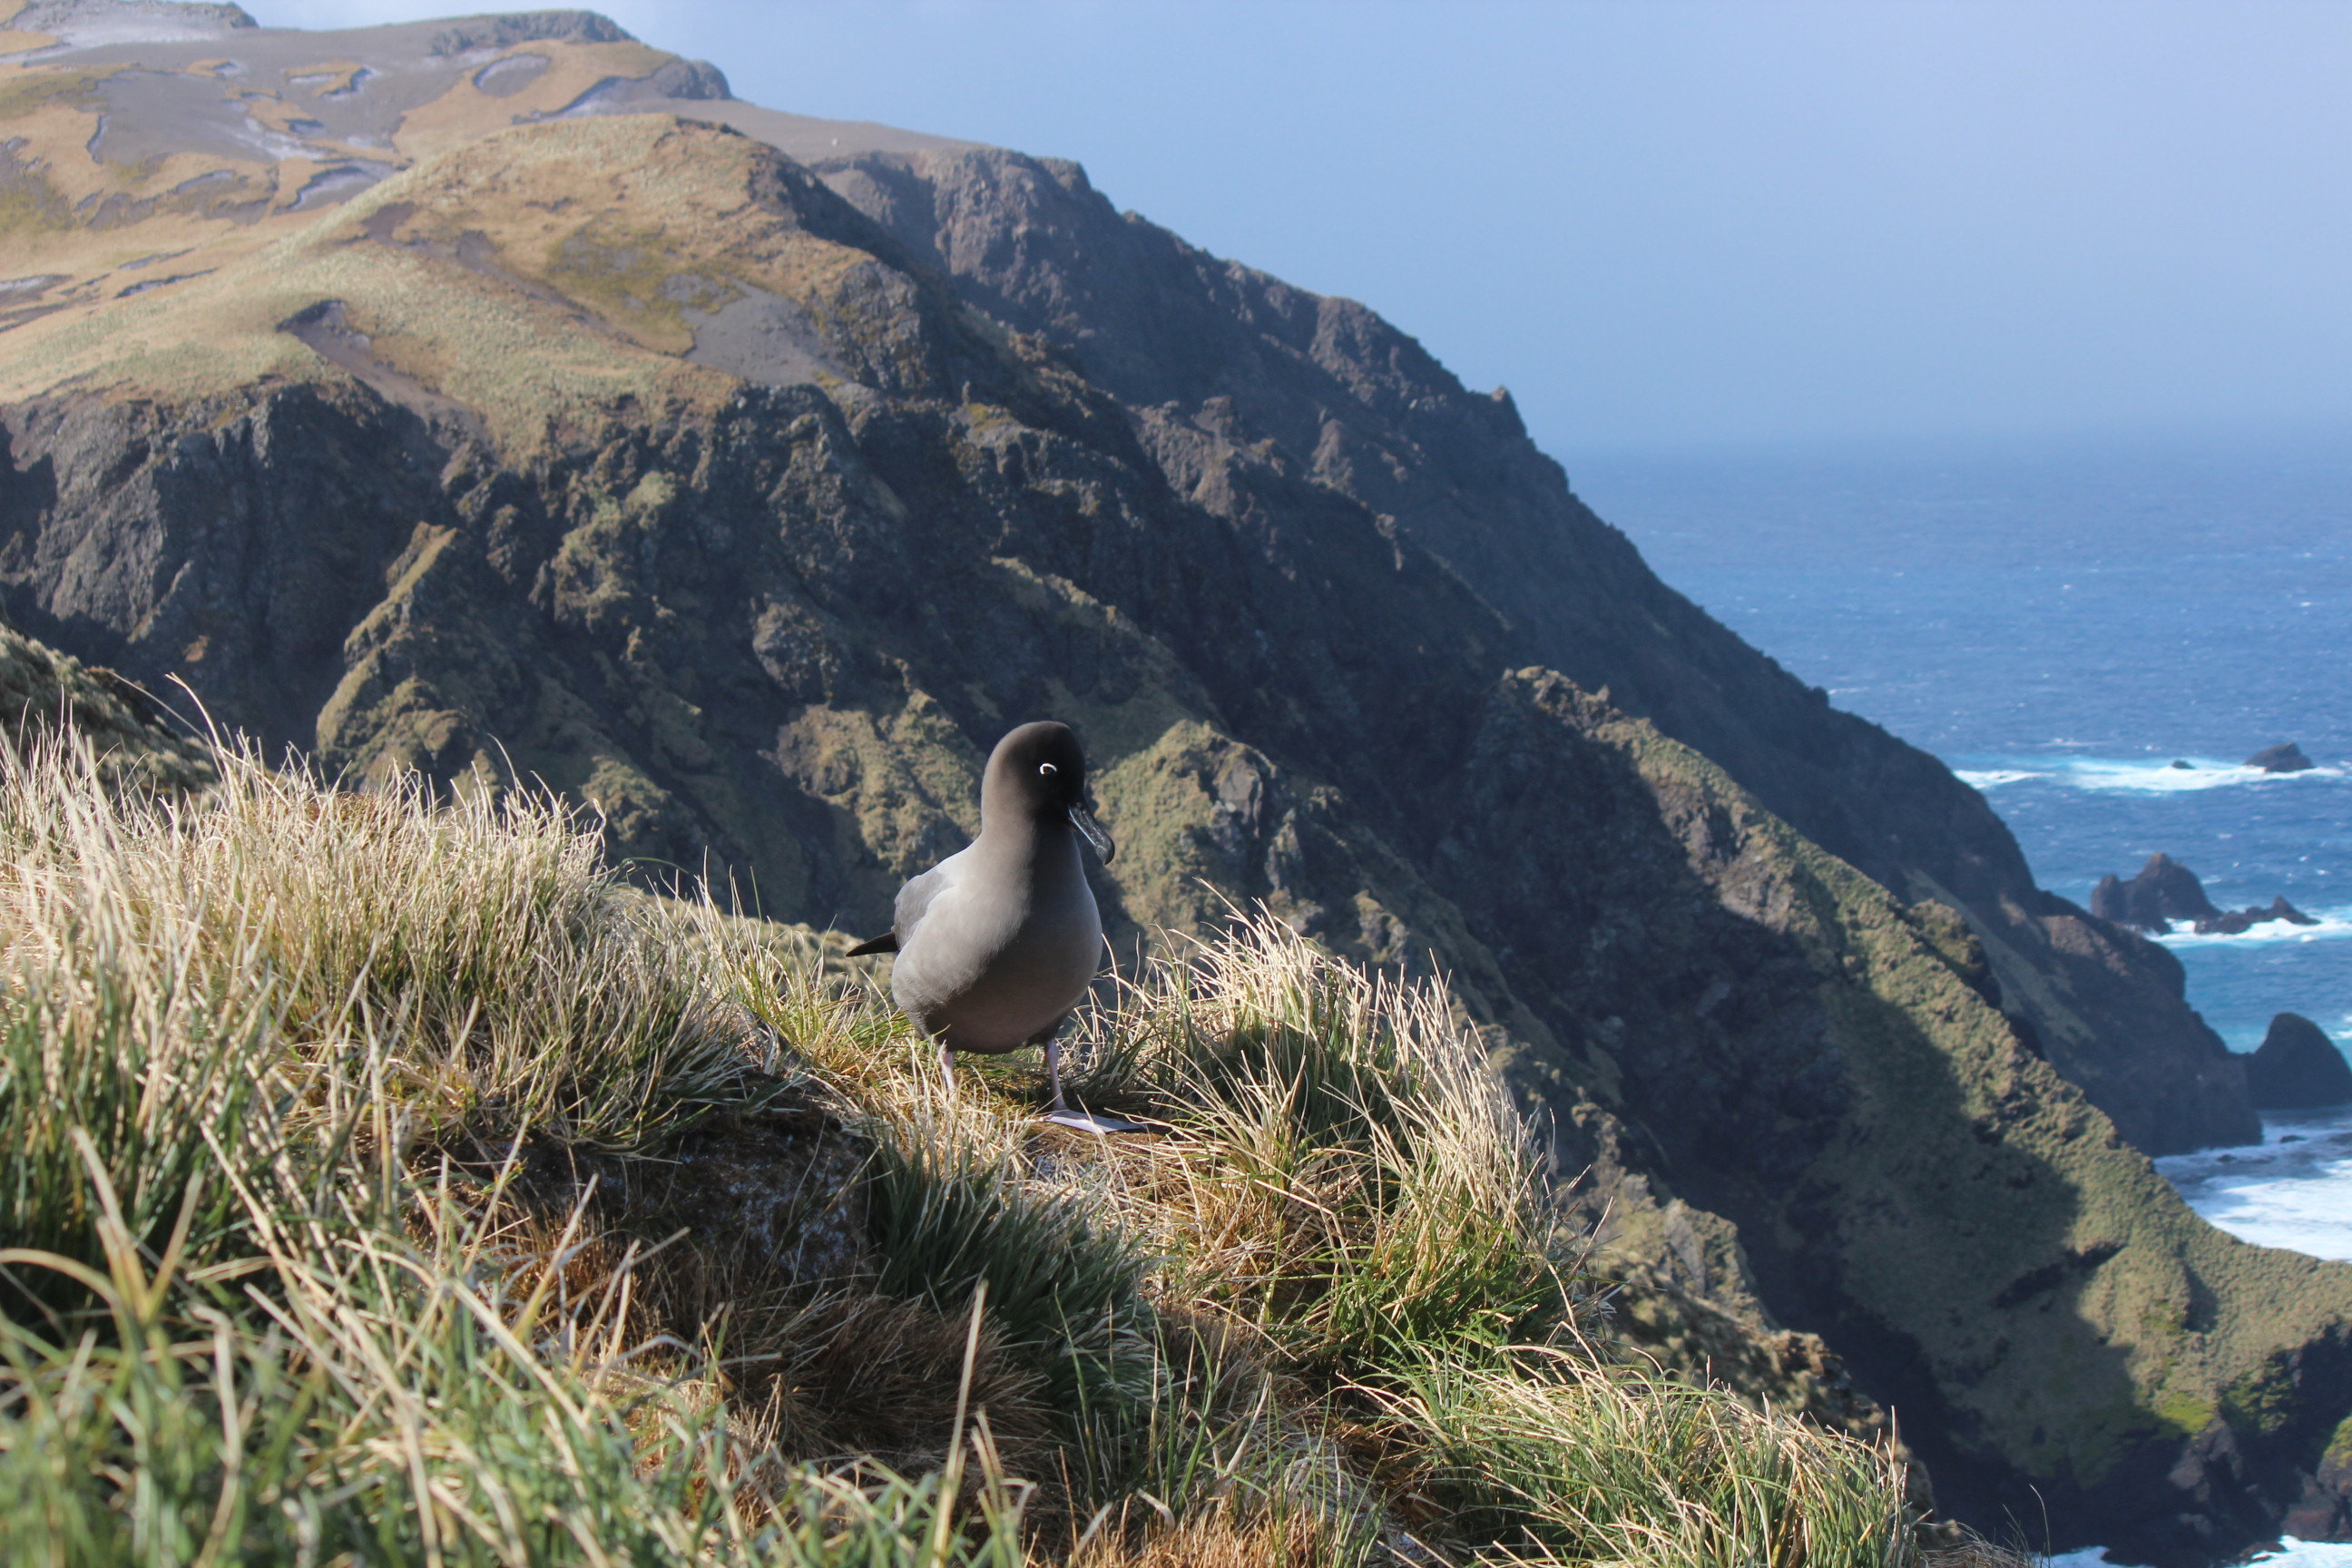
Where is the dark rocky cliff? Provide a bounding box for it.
[0,13,2341,1553]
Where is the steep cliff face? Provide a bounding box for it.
[1460,677,2352,1563]
[0,11,2342,1553]
[812,144,2256,1160]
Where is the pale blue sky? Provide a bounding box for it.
[250,0,2352,460]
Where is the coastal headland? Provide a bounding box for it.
[3,4,2348,1557]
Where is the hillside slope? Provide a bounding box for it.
[0,8,2338,1556]
[0,674,1941,1566]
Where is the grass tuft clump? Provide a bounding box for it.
[864,1110,1152,1410]
[1135,916,1568,1370]
[0,719,1975,1566]
[1363,1348,1916,1566]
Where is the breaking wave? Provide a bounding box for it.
[2058,1541,2352,1567]
[2158,1105,2352,1262]
[1957,756,2344,795]
[2151,906,2352,949]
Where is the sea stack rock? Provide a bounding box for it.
[2194,896,2321,936]
[2089,853,2223,933]
[2245,1014,2352,1108]
[2246,742,2316,773]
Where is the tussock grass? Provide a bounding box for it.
[863,1112,1152,1411]
[0,724,1979,1565]
[1083,917,1568,1371]
[1362,1348,1915,1566]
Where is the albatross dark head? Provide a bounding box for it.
[983,720,1116,863]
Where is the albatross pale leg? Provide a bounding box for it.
[1039,1032,1148,1134]
[938,1038,956,1101]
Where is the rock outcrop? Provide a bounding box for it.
[2092,856,2318,937]
[0,10,2344,1555]
[2200,897,2321,937]
[2093,853,2225,933]
[2248,1015,2352,1110]
[2249,742,2317,774]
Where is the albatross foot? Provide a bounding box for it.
[1041,1108,1152,1135]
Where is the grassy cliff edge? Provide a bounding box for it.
[0,653,1945,1565]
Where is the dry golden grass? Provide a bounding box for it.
[1068,1508,1367,1568]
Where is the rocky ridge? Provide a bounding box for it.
[0,614,211,788]
[0,8,2347,1558]
[811,142,2262,1161]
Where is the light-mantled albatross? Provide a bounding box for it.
[847,721,1138,1132]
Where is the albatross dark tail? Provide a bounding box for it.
[846,933,899,956]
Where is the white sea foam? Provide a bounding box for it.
[2151,906,2352,949]
[2159,1108,2352,1262]
[1951,755,2345,795]
[2059,1542,2352,1566]
[2053,757,2345,795]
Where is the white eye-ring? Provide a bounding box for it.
[1039,762,1058,777]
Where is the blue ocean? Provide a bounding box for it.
[1574,428,2352,1564]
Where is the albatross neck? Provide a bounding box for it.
[974,805,1079,877]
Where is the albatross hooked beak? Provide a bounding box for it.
[1068,801,1116,864]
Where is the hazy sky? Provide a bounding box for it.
[250,0,2352,460]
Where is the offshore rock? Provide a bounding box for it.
[2091,855,2317,938]
[2091,875,2151,930]
[2092,853,2225,933]
[2196,897,2321,937]
[2247,1014,2352,1110]
[2249,742,2317,773]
